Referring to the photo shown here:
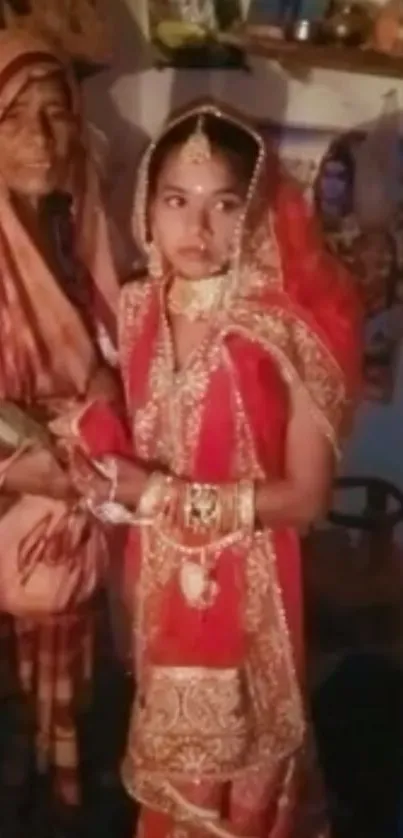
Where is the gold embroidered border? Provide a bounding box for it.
[133,325,168,460]
[165,342,222,476]
[221,345,264,480]
[132,295,223,475]
[124,527,308,837]
[243,531,305,767]
[226,305,348,453]
[235,210,283,300]
[125,773,257,838]
[127,527,305,779]
[118,280,152,409]
[123,666,251,780]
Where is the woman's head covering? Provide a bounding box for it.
[0,30,119,400]
[0,29,75,116]
[134,100,265,277]
[133,100,362,448]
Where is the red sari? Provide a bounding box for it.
[95,105,361,838]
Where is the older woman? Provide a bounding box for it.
[0,29,120,836]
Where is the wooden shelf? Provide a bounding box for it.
[222,32,403,78]
[73,59,108,81]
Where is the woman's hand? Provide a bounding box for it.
[68,450,149,512]
[1,446,77,501]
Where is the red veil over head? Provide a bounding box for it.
[133,100,363,452]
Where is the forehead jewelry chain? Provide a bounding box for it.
[180,114,212,165]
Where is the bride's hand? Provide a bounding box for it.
[69,450,149,511]
[68,449,111,506]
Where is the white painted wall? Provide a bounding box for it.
[83,0,403,495]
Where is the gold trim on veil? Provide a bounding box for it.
[130,100,353,452]
[132,101,281,301]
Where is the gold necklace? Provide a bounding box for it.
[167,274,227,321]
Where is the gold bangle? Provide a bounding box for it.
[236,480,255,531]
[136,472,173,520]
[181,481,255,534]
[183,482,222,533]
[219,483,237,533]
[94,455,118,503]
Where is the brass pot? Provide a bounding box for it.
[322,1,372,45]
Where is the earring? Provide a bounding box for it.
[148,241,164,280]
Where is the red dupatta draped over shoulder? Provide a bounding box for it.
[115,103,362,838]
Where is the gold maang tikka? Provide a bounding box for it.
[180,114,212,165]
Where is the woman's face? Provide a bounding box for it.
[0,75,76,198]
[150,144,246,280]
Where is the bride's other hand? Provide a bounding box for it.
[69,450,150,512]
[68,449,111,506]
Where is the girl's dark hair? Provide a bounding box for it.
[148,113,259,198]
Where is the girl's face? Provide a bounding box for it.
[149,144,247,280]
[0,76,76,199]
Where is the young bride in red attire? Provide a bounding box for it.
[66,102,362,837]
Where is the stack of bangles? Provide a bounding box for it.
[88,457,256,534]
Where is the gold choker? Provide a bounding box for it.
[167,275,227,321]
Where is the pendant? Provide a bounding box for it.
[179,560,218,609]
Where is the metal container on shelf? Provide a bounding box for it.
[149,0,243,31]
[153,0,217,26]
[277,0,329,41]
[321,0,372,45]
[148,0,213,49]
[148,0,246,66]
[291,18,313,37]
[149,0,244,49]
[285,17,323,39]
